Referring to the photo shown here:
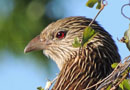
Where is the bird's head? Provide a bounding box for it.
[24,17,87,70]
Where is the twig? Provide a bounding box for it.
[45,76,58,90]
[88,0,107,27]
[110,73,128,90]
[97,55,130,90]
[85,55,130,90]
[121,0,130,20]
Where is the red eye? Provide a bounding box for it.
[56,31,66,39]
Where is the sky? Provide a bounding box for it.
[0,0,130,90]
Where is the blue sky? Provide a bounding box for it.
[0,0,130,90]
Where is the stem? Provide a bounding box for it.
[45,76,58,90]
[110,73,128,90]
[121,0,130,20]
[88,0,107,27]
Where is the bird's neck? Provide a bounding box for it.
[52,48,113,90]
[44,47,79,70]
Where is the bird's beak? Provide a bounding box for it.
[24,35,45,53]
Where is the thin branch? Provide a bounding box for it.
[97,55,130,90]
[121,0,130,20]
[88,0,107,27]
[110,73,128,90]
[45,76,58,90]
[85,55,130,90]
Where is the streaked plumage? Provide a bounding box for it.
[24,16,120,90]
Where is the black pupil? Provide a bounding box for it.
[56,31,65,39]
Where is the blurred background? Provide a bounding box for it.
[0,0,130,90]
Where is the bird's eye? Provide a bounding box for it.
[56,31,66,39]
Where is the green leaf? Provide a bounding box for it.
[37,86,44,90]
[122,79,130,90]
[111,63,118,69]
[86,0,101,9]
[106,84,112,90]
[86,0,97,8]
[96,1,101,9]
[72,37,81,48]
[119,82,124,90]
[82,26,97,47]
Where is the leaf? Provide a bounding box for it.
[37,86,44,90]
[82,26,97,47]
[106,84,112,90]
[119,82,124,90]
[111,63,118,69]
[96,1,101,9]
[86,0,101,9]
[86,0,97,8]
[72,37,81,48]
[122,79,130,90]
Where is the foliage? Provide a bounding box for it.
[111,63,118,69]
[0,0,57,77]
[82,26,97,47]
[86,0,101,9]
[120,79,130,90]
[72,26,97,48]
[0,0,57,67]
[72,37,81,48]
[110,63,130,90]
[0,0,53,54]
[37,87,44,90]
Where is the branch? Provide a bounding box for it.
[45,76,58,90]
[88,0,107,27]
[121,0,130,20]
[85,55,130,90]
[97,55,130,90]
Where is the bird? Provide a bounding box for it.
[24,16,120,90]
